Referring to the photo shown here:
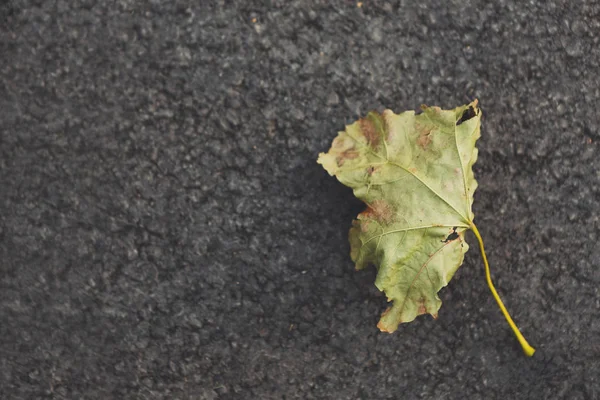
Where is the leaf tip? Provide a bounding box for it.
[316,151,339,176]
[377,322,393,333]
[377,312,396,334]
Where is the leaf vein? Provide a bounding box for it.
[363,224,468,245]
[397,237,460,317]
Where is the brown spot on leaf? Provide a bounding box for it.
[417,133,432,149]
[360,220,370,233]
[366,165,378,175]
[360,115,380,147]
[336,149,359,166]
[342,149,359,159]
[359,199,393,223]
[358,208,372,220]
[416,123,433,149]
[417,298,427,315]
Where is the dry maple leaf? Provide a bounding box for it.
[318,100,535,356]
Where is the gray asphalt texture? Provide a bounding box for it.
[1,1,599,399]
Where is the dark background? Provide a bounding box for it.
[1,1,599,399]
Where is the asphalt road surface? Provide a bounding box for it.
[1,1,599,399]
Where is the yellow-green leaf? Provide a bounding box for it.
[318,101,481,332]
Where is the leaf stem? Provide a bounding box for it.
[470,223,536,357]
